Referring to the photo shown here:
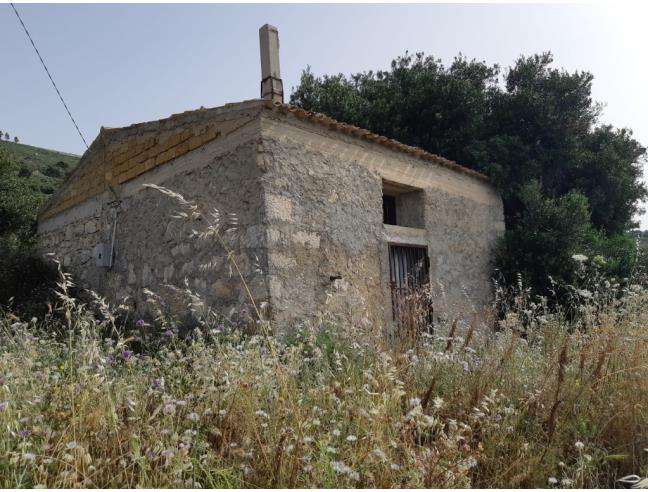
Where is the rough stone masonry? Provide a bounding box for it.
[37,25,505,333]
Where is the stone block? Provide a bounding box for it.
[163,265,174,283]
[266,194,293,222]
[268,252,296,270]
[127,264,136,284]
[142,264,153,286]
[292,230,320,248]
[84,220,97,234]
[181,261,194,275]
[210,279,235,301]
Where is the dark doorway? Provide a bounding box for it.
[388,244,432,331]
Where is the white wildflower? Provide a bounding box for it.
[346,434,358,442]
[575,441,585,450]
[548,477,558,485]
[331,461,349,474]
[373,448,386,460]
[571,254,588,263]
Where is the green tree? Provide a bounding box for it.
[495,182,594,294]
[290,52,647,295]
[0,149,43,251]
[0,149,56,308]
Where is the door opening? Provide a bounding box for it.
[388,244,433,332]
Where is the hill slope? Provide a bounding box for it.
[0,140,79,197]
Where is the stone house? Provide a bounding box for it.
[37,25,505,331]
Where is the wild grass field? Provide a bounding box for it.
[1,258,647,488]
[2,185,648,489]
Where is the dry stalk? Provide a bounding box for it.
[541,336,570,462]
[271,430,288,487]
[460,317,477,351]
[444,319,458,353]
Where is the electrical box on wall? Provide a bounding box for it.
[94,243,112,268]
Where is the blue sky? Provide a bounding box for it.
[2,3,647,227]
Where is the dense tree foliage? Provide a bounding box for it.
[0,150,42,249]
[0,150,56,309]
[290,52,647,295]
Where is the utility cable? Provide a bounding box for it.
[10,3,89,149]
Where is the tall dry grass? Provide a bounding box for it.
[1,186,647,488]
[2,274,648,488]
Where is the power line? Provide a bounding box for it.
[10,3,89,149]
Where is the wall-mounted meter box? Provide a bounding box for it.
[94,243,113,268]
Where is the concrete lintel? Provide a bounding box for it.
[383,224,427,246]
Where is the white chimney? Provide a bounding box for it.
[259,24,283,104]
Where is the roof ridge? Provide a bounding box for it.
[99,99,266,136]
[262,100,490,183]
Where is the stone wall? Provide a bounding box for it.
[38,125,269,318]
[258,136,385,329]
[38,102,505,333]
[424,188,504,318]
[260,113,505,328]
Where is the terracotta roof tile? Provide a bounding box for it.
[262,100,490,183]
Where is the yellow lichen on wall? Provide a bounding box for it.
[40,122,227,220]
[106,124,222,186]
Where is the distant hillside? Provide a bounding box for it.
[0,140,79,197]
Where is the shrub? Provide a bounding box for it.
[0,249,58,315]
[18,166,31,178]
[42,164,63,178]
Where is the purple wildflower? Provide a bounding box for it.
[152,379,162,389]
[163,329,174,337]
[135,319,145,327]
[0,402,7,412]
[105,355,114,362]
[121,350,133,359]
[20,429,32,438]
